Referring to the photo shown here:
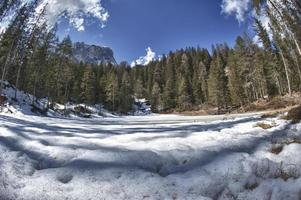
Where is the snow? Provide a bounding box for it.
[133,98,152,115]
[0,111,301,200]
[0,81,123,118]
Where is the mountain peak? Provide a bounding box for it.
[72,42,117,65]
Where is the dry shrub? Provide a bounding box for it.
[274,163,299,181]
[285,105,301,124]
[253,160,299,181]
[270,145,283,155]
[261,111,281,118]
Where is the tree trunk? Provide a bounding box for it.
[0,43,14,96]
[279,49,292,96]
[275,75,282,95]
[32,73,38,105]
[293,36,301,57]
[292,51,301,90]
[14,64,22,100]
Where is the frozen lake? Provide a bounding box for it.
[0,113,301,200]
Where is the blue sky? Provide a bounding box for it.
[56,0,252,64]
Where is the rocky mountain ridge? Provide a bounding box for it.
[72,42,117,65]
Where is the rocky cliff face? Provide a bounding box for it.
[72,42,117,65]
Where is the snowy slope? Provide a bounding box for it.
[0,112,300,200]
[0,81,49,116]
[0,81,143,118]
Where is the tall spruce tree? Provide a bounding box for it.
[177,76,192,111]
[208,53,229,112]
[163,56,176,109]
[119,71,133,113]
[81,65,96,105]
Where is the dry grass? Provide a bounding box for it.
[254,161,299,181]
[270,138,301,155]
[255,122,276,129]
[242,93,301,113]
[275,163,299,181]
[261,111,282,119]
[168,105,217,116]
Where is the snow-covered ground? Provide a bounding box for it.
[0,112,301,200]
[0,81,151,118]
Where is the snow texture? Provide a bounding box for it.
[0,110,301,200]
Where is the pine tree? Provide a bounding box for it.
[177,76,192,111]
[56,36,74,104]
[81,65,96,105]
[105,71,118,112]
[192,66,202,105]
[151,82,163,112]
[0,4,31,96]
[163,56,176,109]
[199,61,209,103]
[119,72,133,113]
[178,53,193,107]
[254,18,278,96]
[134,79,145,99]
[227,51,247,106]
[208,53,229,112]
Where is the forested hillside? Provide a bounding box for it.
[0,0,300,114]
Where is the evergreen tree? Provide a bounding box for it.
[254,18,278,96]
[163,56,176,109]
[151,82,163,112]
[81,65,96,105]
[119,72,133,113]
[0,4,31,95]
[134,79,145,99]
[199,61,209,103]
[177,76,192,111]
[56,36,74,104]
[227,51,247,106]
[208,53,229,112]
[105,71,118,112]
[192,66,203,105]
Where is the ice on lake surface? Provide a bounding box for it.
[0,113,301,200]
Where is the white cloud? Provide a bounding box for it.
[38,0,109,31]
[221,0,251,23]
[131,47,156,67]
[70,17,85,31]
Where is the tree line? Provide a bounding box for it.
[0,0,300,113]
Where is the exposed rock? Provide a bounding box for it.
[72,42,117,65]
